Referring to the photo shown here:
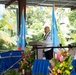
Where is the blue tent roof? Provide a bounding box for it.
[0,50,23,73]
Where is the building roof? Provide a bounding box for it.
[0,0,76,8]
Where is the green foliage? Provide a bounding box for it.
[56,8,76,45]
[71,42,76,46]
[50,50,73,75]
[68,10,76,27]
[26,6,51,28]
[19,50,35,70]
[26,6,51,43]
[4,69,21,75]
[0,30,16,50]
[10,69,16,75]
[68,10,76,44]
[58,25,66,45]
[0,7,17,50]
[1,6,76,50]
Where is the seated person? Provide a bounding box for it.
[68,44,76,59]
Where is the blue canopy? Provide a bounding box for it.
[0,50,23,73]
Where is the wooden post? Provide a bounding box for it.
[5,0,17,8]
[18,0,26,35]
[71,6,76,10]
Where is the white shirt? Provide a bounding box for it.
[44,32,53,52]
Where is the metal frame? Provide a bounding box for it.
[0,0,76,35]
[0,0,76,8]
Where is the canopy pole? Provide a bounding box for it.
[18,0,26,35]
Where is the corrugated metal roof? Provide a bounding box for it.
[0,0,76,8]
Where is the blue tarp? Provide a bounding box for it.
[0,50,23,73]
[32,59,50,75]
[71,59,76,75]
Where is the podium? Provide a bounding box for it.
[29,42,45,59]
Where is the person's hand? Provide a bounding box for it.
[49,60,55,68]
[48,66,54,75]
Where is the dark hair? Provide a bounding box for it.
[68,44,72,48]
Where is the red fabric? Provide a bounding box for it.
[26,6,28,9]
[22,52,24,56]
[18,47,22,50]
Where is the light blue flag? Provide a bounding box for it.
[17,10,27,50]
[40,6,43,12]
[0,12,2,19]
[0,9,2,19]
[51,7,60,52]
[0,4,4,19]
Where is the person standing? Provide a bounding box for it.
[43,26,53,60]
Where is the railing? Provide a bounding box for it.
[31,44,76,59]
[1,45,76,75]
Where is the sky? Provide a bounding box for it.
[0,4,5,19]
